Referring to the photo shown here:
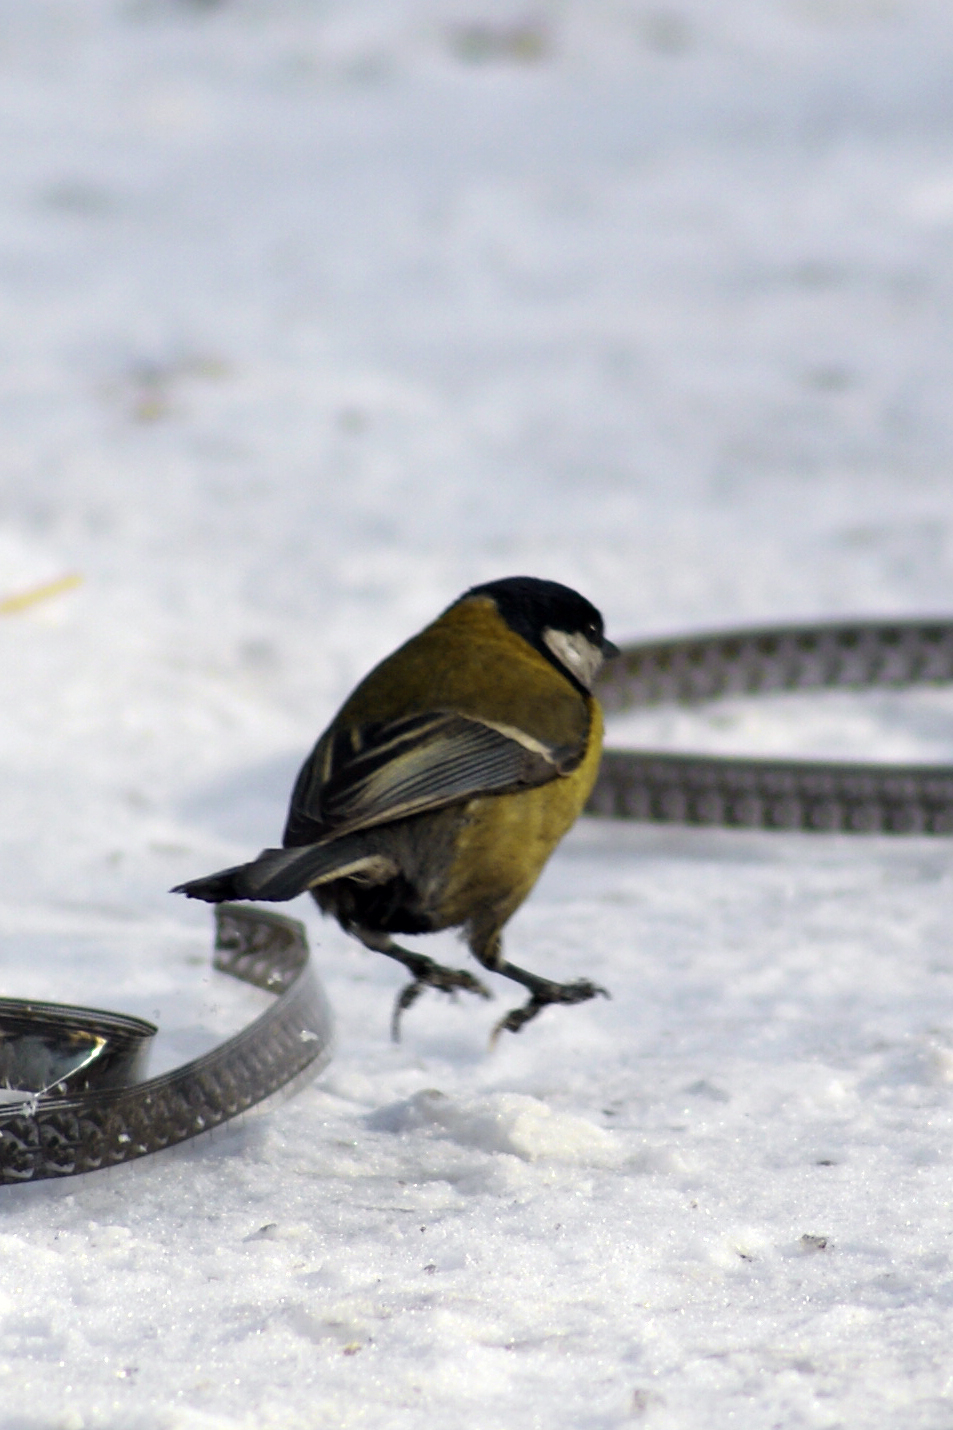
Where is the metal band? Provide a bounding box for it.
[0,905,333,1185]
[590,618,953,834]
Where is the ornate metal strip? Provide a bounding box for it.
[591,618,953,834]
[0,905,333,1185]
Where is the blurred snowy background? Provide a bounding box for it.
[2,1,953,1426]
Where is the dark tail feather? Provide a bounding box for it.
[172,864,251,903]
[173,839,396,904]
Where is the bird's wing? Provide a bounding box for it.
[283,710,585,847]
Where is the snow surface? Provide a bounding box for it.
[2,1,953,1426]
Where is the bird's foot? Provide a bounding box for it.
[490,978,609,1044]
[390,952,492,1042]
[348,927,493,1041]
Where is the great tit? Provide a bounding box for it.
[174,576,618,1038]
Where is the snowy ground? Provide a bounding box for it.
[2,1,953,1426]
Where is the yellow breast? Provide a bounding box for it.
[436,699,604,935]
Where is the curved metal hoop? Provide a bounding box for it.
[591,618,953,835]
[0,905,333,1186]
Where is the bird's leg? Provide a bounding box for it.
[470,929,610,1042]
[350,925,492,1041]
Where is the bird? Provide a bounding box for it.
[174,576,618,1039]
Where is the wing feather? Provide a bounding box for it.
[283,710,583,847]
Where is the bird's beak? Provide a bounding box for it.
[601,637,620,659]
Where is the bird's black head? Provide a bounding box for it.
[459,576,618,693]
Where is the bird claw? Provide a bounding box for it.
[390,956,492,1041]
[489,979,610,1045]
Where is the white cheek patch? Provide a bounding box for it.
[542,628,604,690]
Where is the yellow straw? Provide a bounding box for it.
[0,573,83,615]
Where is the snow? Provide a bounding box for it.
[2,1,953,1425]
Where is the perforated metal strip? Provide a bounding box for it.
[589,618,953,835]
[0,905,333,1185]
